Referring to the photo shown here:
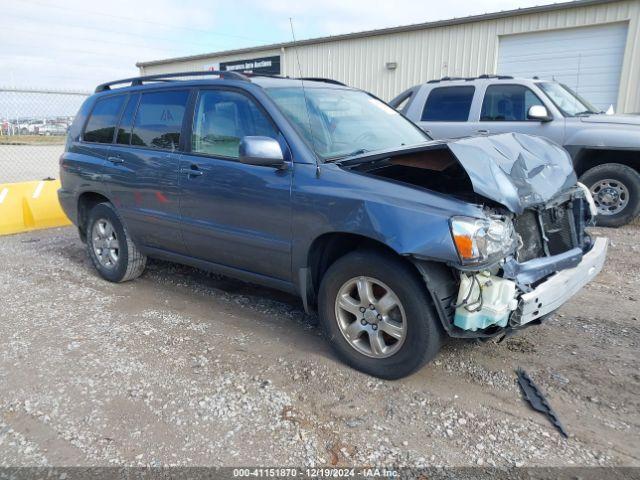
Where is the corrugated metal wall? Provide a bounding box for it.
[141,0,640,112]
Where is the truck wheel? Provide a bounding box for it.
[86,202,147,282]
[580,163,640,227]
[318,250,443,379]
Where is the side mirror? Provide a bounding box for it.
[239,136,285,168]
[527,105,552,122]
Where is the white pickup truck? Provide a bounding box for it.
[391,75,640,227]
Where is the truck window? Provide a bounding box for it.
[131,90,189,151]
[421,86,475,122]
[481,85,545,122]
[191,90,278,159]
[83,95,127,143]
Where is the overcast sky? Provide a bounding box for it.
[2,0,564,91]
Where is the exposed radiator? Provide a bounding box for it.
[514,197,586,262]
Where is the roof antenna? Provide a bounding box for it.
[289,17,321,176]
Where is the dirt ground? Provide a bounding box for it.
[0,221,638,468]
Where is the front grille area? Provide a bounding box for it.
[541,205,576,255]
[514,197,586,262]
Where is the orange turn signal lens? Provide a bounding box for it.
[453,234,474,259]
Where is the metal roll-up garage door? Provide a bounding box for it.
[497,23,629,112]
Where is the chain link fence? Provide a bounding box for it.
[0,87,90,183]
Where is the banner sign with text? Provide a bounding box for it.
[219,56,281,75]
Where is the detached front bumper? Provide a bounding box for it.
[515,237,608,325]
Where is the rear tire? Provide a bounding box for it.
[580,163,640,227]
[86,202,147,282]
[318,249,443,379]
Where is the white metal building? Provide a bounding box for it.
[137,0,640,113]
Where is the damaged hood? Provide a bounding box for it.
[338,132,577,214]
[445,133,577,214]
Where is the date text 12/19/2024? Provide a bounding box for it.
[232,468,399,478]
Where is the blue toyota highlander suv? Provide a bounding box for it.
[58,71,608,379]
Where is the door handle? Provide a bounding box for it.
[180,165,203,177]
[107,156,124,164]
[476,129,490,135]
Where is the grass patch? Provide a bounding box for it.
[0,135,66,145]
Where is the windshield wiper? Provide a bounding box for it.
[325,149,369,162]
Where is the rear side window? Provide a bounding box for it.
[131,90,189,150]
[191,90,278,159]
[84,95,126,143]
[481,85,545,121]
[116,94,140,145]
[421,86,475,122]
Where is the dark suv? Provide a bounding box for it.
[59,71,607,379]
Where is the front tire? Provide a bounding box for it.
[580,163,640,227]
[86,202,147,282]
[318,250,443,379]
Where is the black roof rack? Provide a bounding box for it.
[476,74,514,80]
[247,74,346,86]
[242,73,288,79]
[94,70,249,93]
[296,77,347,86]
[222,72,347,86]
[426,74,514,84]
[427,76,465,83]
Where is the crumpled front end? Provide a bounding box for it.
[442,136,608,334]
[343,132,608,338]
[448,184,608,335]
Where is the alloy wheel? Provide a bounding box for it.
[91,218,120,269]
[334,276,407,358]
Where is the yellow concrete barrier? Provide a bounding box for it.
[0,180,71,236]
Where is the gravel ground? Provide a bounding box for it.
[0,222,638,468]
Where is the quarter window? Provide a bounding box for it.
[191,90,278,159]
[84,95,126,143]
[131,90,189,150]
[481,85,545,122]
[421,86,475,122]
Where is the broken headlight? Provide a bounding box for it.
[450,215,517,265]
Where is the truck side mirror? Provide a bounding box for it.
[527,105,552,122]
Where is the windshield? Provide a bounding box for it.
[538,82,600,117]
[265,87,430,161]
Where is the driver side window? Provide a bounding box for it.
[481,85,544,122]
[192,90,278,159]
